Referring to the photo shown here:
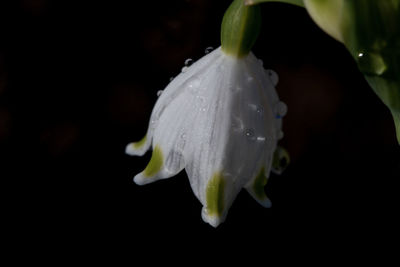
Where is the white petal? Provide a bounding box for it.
[126,48,223,157]
[183,51,279,226]
[244,52,285,139]
[133,49,225,185]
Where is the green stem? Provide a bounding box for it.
[221,0,262,58]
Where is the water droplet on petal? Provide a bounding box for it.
[205,47,214,54]
[265,69,279,86]
[248,103,264,115]
[245,128,255,141]
[150,119,158,130]
[180,133,186,140]
[181,66,188,73]
[169,77,174,82]
[247,76,254,83]
[256,136,265,142]
[187,77,201,93]
[196,95,205,103]
[275,101,287,119]
[258,59,263,66]
[195,95,207,111]
[156,90,163,97]
[357,50,386,76]
[184,58,193,66]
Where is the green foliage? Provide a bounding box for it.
[341,0,400,143]
[244,0,304,7]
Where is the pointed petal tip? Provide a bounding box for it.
[246,186,272,208]
[257,196,272,208]
[134,172,162,186]
[125,142,146,156]
[125,135,149,156]
[133,173,148,186]
[201,207,225,228]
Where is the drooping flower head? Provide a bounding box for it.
[126,0,288,227]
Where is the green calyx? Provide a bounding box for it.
[221,0,262,58]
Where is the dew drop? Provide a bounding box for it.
[196,95,205,103]
[245,128,255,141]
[256,136,265,142]
[150,119,158,129]
[169,77,174,82]
[248,103,264,115]
[184,58,193,66]
[275,101,287,119]
[205,47,214,54]
[357,50,386,76]
[265,69,279,86]
[156,90,163,97]
[187,77,201,92]
[247,76,254,82]
[258,59,264,66]
[180,133,186,140]
[181,66,188,73]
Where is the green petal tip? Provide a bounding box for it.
[143,145,164,177]
[206,172,226,217]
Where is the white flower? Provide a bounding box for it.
[126,47,287,227]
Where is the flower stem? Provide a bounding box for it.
[221,0,262,58]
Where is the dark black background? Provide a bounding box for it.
[1,0,398,260]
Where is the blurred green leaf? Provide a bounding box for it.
[244,0,304,7]
[341,0,400,144]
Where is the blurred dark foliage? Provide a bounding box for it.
[1,0,398,260]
